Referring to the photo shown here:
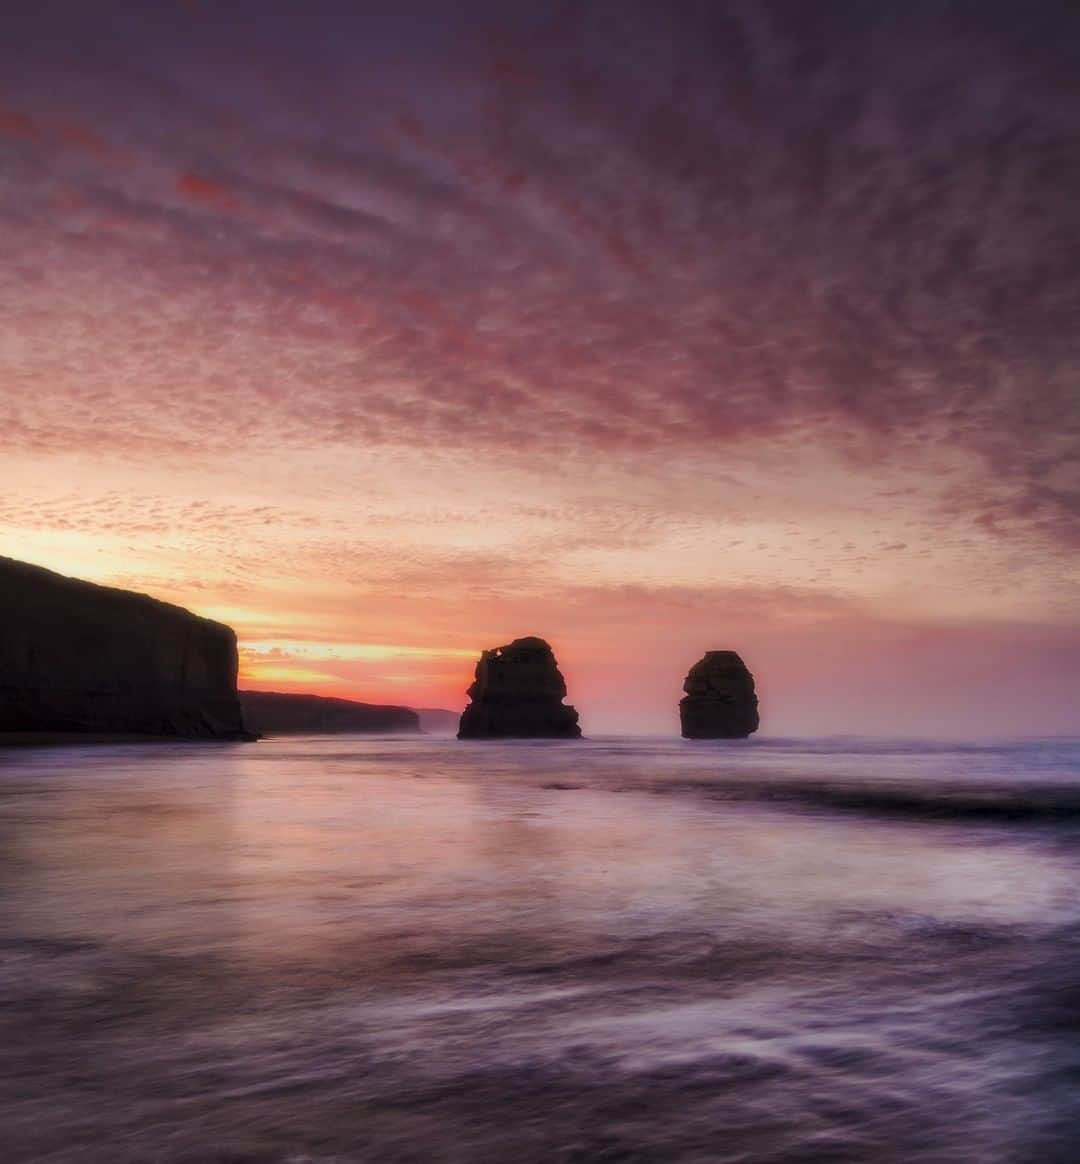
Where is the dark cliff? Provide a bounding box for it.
[680,650,759,739]
[0,556,247,738]
[458,636,581,739]
[239,691,419,735]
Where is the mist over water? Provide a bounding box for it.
[1,736,1079,1162]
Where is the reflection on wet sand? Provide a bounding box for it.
[1,737,1079,1161]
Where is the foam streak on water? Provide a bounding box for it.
[1,736,1078,1162]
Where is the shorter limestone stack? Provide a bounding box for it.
[458,636,581,739]
[680,650,759,739]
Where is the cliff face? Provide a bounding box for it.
[680,650,760,739]
[240,691,419,735]
[0,557,247,738]
[458,636,581,739]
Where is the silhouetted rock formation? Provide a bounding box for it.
[680,651,759,739]
[415,708,461,734]
[0,556,247,738]
[240,691,419,735]
[458,636,581,739]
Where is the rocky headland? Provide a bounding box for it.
[240,691,419,735]
[0,556,248,739]
[680,650,759,739]
[457,636,581,739]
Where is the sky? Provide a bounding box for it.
[1,0,1078,736]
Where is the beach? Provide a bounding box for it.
[1,736,1078,1162]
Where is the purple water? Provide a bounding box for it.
[2,736,1079,1162]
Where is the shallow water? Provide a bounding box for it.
[1,736,1078,1162]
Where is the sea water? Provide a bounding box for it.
[1,736,1078,1162]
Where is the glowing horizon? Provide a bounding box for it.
[1,4,1077,737]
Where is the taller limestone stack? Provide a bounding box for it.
[680,650,759,739]
[458,636,581,739]
[0,556,248,738]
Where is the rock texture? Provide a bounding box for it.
[680,650,759,739]
[240,691,419,735]
[457,636,581,739]
[0,556,248,738]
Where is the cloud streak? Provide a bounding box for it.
[0,1,1077,732]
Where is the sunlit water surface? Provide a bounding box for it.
[2,736,1079,1162]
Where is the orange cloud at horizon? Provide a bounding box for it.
[1,425,1077,738]
[1,2,1077,738]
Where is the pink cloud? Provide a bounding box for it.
[176,171,233,204]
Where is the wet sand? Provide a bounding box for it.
[1,736,1078,1162]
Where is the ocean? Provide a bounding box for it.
[1,736,1078,1162]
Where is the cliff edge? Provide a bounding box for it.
[0,556,247,738]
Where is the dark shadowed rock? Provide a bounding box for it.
[458,636,581,739]
[680,650,759,739]
[240,691,419,735]
[0,556,248,738]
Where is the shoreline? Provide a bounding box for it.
[0,731,257,748]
